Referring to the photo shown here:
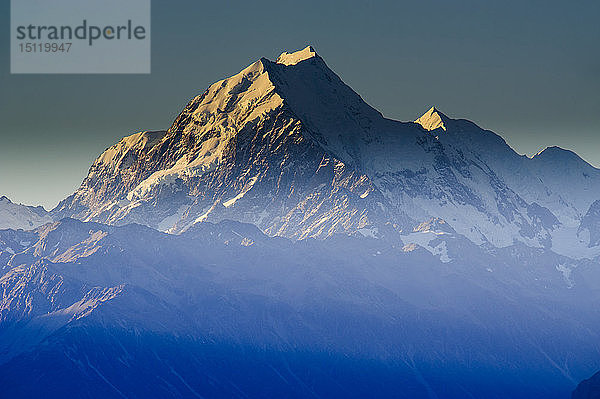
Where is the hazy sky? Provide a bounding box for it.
[1,0,599,209]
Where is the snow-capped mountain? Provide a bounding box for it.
[51,46,600,261]
[0,196,52,230]
[411,108,600,258]
[53,47,410,240]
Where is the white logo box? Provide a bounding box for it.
[11,0,150,74]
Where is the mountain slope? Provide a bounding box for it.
[1,218,600,398]
[573,371,600,399]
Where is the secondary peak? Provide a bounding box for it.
[415,106,448,131]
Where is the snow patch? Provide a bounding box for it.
[551,225,600,259]
[556,263,575,288]
[358,227,379,238]
[403,231,452,263]
[223,176,259,208]
[157,205,189,232]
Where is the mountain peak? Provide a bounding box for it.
[533,146,592,166]
[0,195,52,230]
[534,145,571,158]
[415,106,448,131]
[276,45,318,66]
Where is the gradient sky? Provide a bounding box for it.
[1,0,599,210]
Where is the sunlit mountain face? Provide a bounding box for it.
[2,47,600,399]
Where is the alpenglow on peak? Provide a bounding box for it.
[276,45,318,66]
[415,106,447,131]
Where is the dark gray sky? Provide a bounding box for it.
[1,0,599,209]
